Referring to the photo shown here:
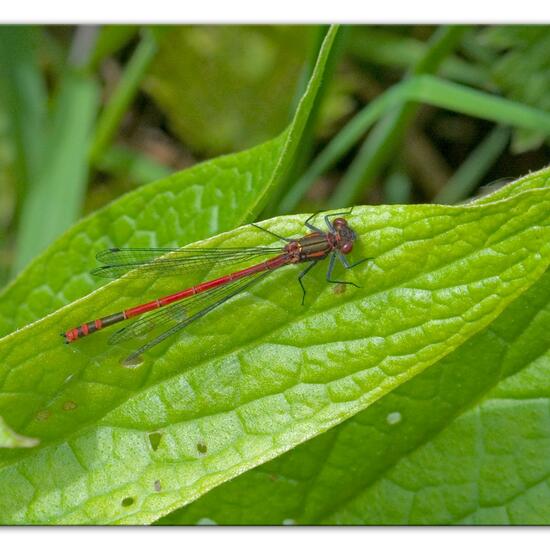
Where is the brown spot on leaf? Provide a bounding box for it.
[332,283,347,295]
[35,409,51,422]
[62,400,77,411]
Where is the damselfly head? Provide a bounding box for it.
[333,217,356,254]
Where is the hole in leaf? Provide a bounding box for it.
[121,354,144,368]
[154,480,162,492]
[197,442,207,454]
[62,400,77,411]
[148,432,162,451]
[121,497,134,507]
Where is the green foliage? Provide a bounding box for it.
[0,26,338,338]
[144,26,312,155]
[14,72,100,273]
[481,26,550,153]
[0,24,549,526]
[0,26,100,274]
[282,75,550,212]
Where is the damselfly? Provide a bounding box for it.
[63,212,369,366]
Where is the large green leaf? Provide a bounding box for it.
[0,177,548,523]
[0,26,339,338]
[159,170,550,526]
[161,268,550,525]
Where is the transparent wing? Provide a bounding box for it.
[93,246,282,279]
[110,271,271,367]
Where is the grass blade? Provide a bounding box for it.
[284,75,550,211]
[0,26,47,201]
[13,72,99,273]
[330,25,468,207]
[434,125,510,204]
[90,29,158,165]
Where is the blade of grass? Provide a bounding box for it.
[330,25,468,208]
[383,167,413,204]
[13,71,100,273]
[90,29,158,165]
[86,25,139,72]
[0,26,47,203]
[262,26,346,217]
[12,27,103,274]
[434,125,510,204]
[281,75,550,212]
[348,27,488,87]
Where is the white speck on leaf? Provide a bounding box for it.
[282,518,296,525]
[386,411,402,425]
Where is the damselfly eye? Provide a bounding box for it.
[333,217,347,229]
[341,241,353,254]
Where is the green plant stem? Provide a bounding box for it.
[330,25,468,208]
[434,125,511,204]
[280,75,550,213]
[90,30,158,165]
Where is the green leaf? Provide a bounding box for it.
[161,173,550,526]
[144,26,313,155]
[0,26,339,337]
[0,177,548,523]
[161,268,550,525]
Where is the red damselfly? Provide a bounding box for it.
[63,212,368,367]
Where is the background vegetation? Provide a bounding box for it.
[0,25,549,525]
[1,25,549,281]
